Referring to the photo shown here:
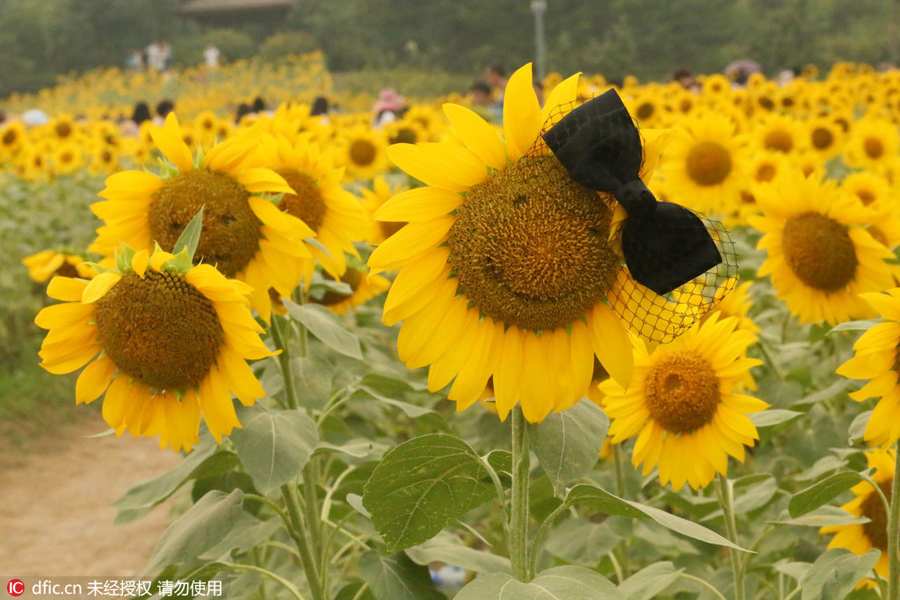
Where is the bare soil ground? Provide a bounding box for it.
[0,415,182,576]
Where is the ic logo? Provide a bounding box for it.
[6,580,24,597]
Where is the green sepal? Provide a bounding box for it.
[82,261,108,275]
[114,243,137,274]
[157,156,180,180]
[171,205,205,262]
[267,192,285,206]
[193,146,207,170]
[163,246,196,275]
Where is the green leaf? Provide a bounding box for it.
[146,489,244,572]
[284,300,363,359]
[528,398,608,496]
[566,484,746,551]
[849,410,873,442]
[791,378,857,407]
[352,386,435,418]
[362,433,496,552]
[405,531,511,574]
[749,409,803,427]
[346,493,372,518]
[828,319,881,334]
[316,439,388,460]
[197,514,281,561]
[172,205,204,260]
[800,548,881,600]
[788,471,867,518]
[230,407,319,493]
[113,443,218,523]
[776,505,870,528]
[619,562,683,600]
[357,551,444,600]
[454,566,623,599]
[544,518,620,567]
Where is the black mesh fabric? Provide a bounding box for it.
[538,89,738,342]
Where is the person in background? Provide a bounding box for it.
[673,66,700,92]
[154,99,175,125]
[469,80,499,123]
[372,88,406,128]
[203,44,220,69]
[484,61,508,108]
[235,102,253,124]
[126,49,144,71]
[310,96,331,123]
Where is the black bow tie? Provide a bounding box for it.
[542,89,722,295]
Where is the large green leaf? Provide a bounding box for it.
[284,300,363,359]
[454,566,623,599]
[528,398,608,496]
[566,484,745,550]
[363,434,496,552]
[619,562,683,600]
[146,489,244,572]
[230,407,319,493]
[800,548,881,600]
[357,551,444,600]
[788,471,867,518]
[405,531,511,574]
[544,518,620,567]
[112,443,219,524]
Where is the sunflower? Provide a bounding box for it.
[836,290,900,447]
[844,117,900,171]
[755,114,806,155]
[805,115,845,160]
[23,250,96,283]
[599,313,766,491]
[311,264,391,315]
[368,64,674,423]
[361,175,408,244]
[338,124,388,181]
[35,245,275,451]
[842,172,894,209]
[90,113,316,322]
[820,449,895,578]
[52,143,84,176]
[257,134,367,283]
[748,172,896,325]
[0,121,25,156]
[661,111,749,216]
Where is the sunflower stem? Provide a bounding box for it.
[510,406,532,582]
[612,443,631,578]
[272,315,300,412]
[281,483,327,600]
[716,473,745,600]
[888,442,900,600]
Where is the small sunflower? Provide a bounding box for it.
[805,115,845,159]
[662,112,749,216]
[310,264,391,315]
[23,250,96,283]
[90,113,316,322]
[837,290,900,447]
[600,313,765,491]
[369,64,673,422]
[748,172,896,325]
[338,124,388,181]
[844,117,900,171]
[257,134,367,282]
[820,449,895,578]
[756,114,806,155]
[52,143,84,176]
[35,245,275,451]
[0,121,25,156]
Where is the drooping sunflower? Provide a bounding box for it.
[369,64,674,423]
[600,313,766,491]
[836,289,900,447]
[661,111,749,216]
[23,250,96,283]
[35,245,274,452]
[256,134,368,283]
[748,172,896,325]
[820,449,895,578]
[90,113,316,322]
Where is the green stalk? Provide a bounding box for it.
[612,444,630,578]
[510,407,532,582]
[281,484,326,600]
[715,473,745,600]
[271,316,300,411]
[887,441,900,600]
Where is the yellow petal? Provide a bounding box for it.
[442,103,507,170]
[541,72,581,125]
[81,271,122,304]
[236,168,295,195]
[589,302,634,389]
[151,114,193,172]
[150,250,177,271]
[75,356,116,405]
[47,276,87,302]
[368,216,454,274]
[503,63,542,162]
[132,248,150,278]
[375,187,465,222]
[386,143,486,192]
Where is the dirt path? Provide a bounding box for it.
[0,415,182,576]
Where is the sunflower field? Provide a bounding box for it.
[12,51,900,599]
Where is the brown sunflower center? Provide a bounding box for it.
[686,141,733,186]
[865,138,885,160]
[781,212,858,291]
[3,130,17,145]
[379,220,405,240]
[764,130,793,153]
[274,167,326,232]
[756,163,777,182]
[861,479,892,551]
[811,127,834,150]
[644,350,721,434]
[349,139,377,167]
[55,122,72,138]
[94,271,223,391]
[448,155,618,332]
[856,190,876,206]
[149,169,262,278]
[389,127,418,145]
[636,102,655,120]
